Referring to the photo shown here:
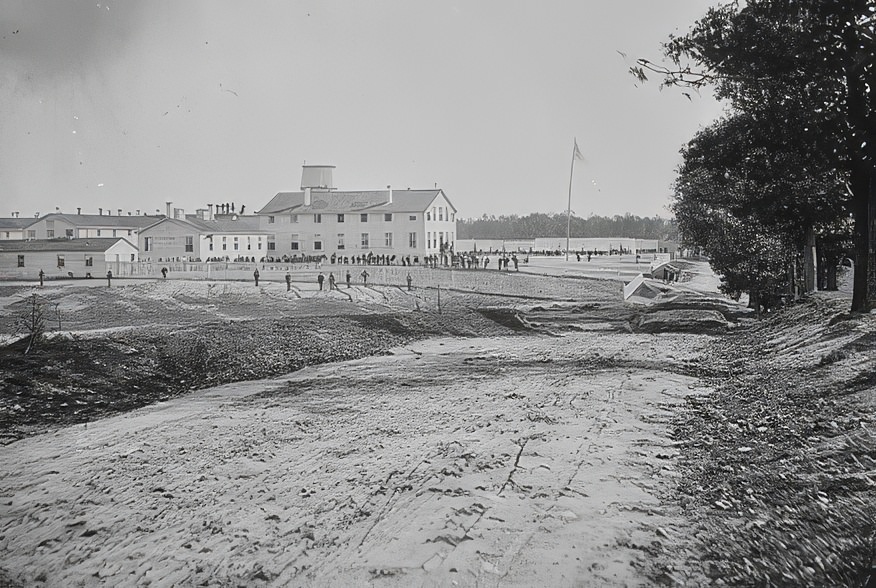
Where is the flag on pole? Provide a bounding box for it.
[573,139,586,162]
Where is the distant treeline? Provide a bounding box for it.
[457,213,678,240]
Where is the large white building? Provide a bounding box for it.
[256,165,457,261]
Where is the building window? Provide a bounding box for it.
[291,234,299,250]
[130,254,135,262]
[427,232,431,249]
[290,214,299,223]
[185,236,194,253]
[268,215,275,224]
[337,234,345,250]
[144,237,152,251]
[360,213,368,222]
[384,232,393,247]
[209,243,214,251]
[409,232,417,248]
[267,242,276,251]
[222,243,227,251]
[27,230,36,239]
[57,255,65,268]
[409,215,416,221]
[97,229,101,236]
[17,255,24,267]
[384,213,392,221]
[337,214,345,223]
[361,233,369,247]
[426,211,431,221]
[46,230,54,238]
[314,214,322,224]
[451,212,455,222]
[85,256,93,267]
[112,229,117,237]
[314,241,323,251]
[66,229,74,238]
[128,229,133,236]
[439,208,444,221]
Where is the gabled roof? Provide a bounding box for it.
[140,215,268,235]
[0,218,35,230]
[0,238,135,253]
[184,215,265,234]
[34,213,164,228]
[257,189,454,215]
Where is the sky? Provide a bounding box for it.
[0,1,727,221]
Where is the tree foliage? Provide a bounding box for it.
[638,0,875,310]
[456,213,677,240]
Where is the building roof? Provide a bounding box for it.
[0,238,136,253]
[140,215,269,235]
[184,215,266,234]
[0,218,35,230]
[34,213,164,228]
[257,189,454,215]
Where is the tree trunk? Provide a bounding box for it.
[803,226,817,293]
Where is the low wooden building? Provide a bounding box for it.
[0,238,139,280]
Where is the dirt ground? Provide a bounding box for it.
[0,263,873,587]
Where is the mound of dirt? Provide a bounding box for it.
[0,309,522,443]
[636,309,729,334]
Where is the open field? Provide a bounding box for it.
[0,262,873,586]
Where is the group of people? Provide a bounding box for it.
[453,253,520,271]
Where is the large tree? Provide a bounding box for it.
[635,0,875,310]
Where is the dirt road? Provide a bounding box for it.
[0,329,711,587]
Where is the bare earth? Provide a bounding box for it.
[1,327,712,587]
[1,261,872,587]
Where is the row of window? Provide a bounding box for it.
[289,232,419,251]
[426,206,453,222]
[426,231,454,249]
[16,255,131,268]
[268,213,417,224]
[27,229,134,239]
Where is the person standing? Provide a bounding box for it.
[38,269,44,287]
[346,270,352,288]
[285,272,292,291]
[253,268,260,287]
[406,272,413,291]
[317,272,325,290]
[161,267,168,279]
[512,255,519,271]
[328,272,336,290]
[106,270,113,287]
[360,269,369,286]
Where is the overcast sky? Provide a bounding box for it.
[1,1,726,221]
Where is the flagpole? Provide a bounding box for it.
[566,139,576,261]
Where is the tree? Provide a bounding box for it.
[673,108,852,303]
[635,0,875,311]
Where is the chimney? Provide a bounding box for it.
[136,209,140,216]
[304,187,312,206]
[166,202,172,217]
[117,208,122,216]
[127,211,132,216]
[387,185,392,204]
[208,204,214,220]
[99,207,103,215]
[174,207,184,220]
[77,207,81,215]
